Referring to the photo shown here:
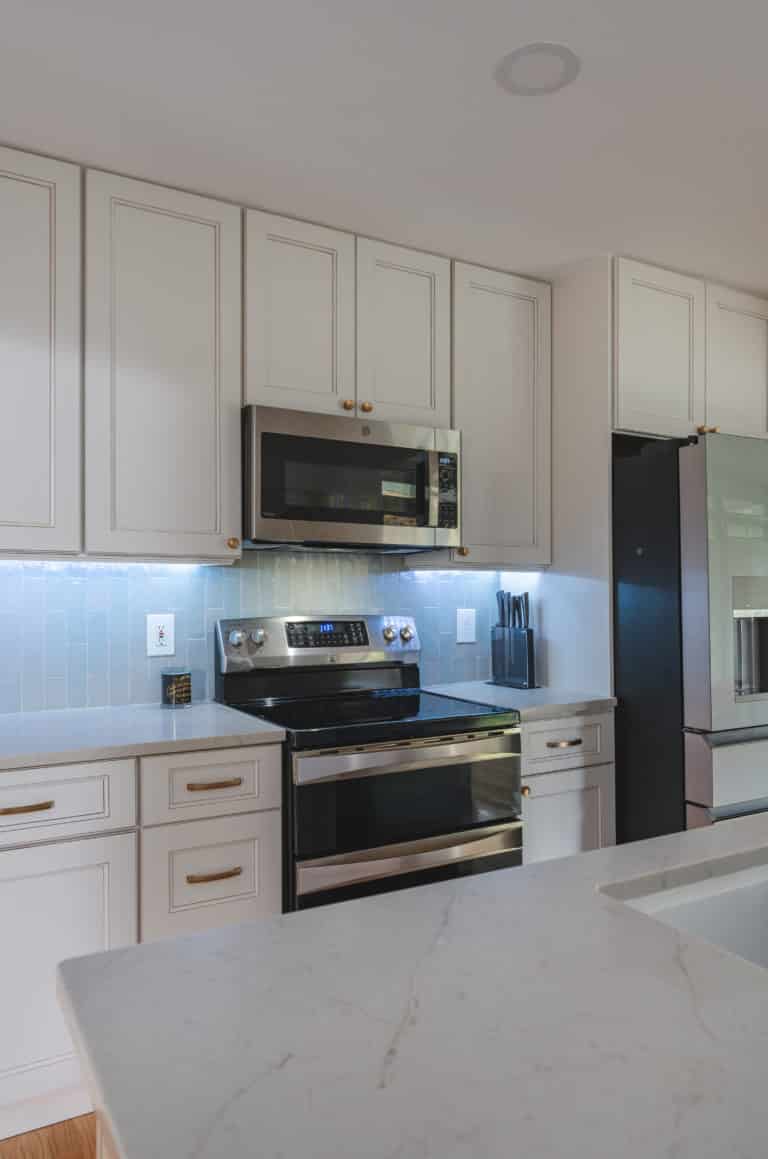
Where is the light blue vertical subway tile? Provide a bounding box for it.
[0,677,21,714]
[45,611,68,678]
[187,636,209,702]
[68,644,87,708]
[86,610,110,707]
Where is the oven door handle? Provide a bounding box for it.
[426,449,440,528]
[296,822,523,896]
[293,731,520,786]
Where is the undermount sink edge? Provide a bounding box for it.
[600,842,768,972]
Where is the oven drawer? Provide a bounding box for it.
[522,714,614,774]
[296,822,522,898]
[0,759,136,849]
[140,745,282,826]
[140,812,282,942]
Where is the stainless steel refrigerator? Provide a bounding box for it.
[613,431,768,842]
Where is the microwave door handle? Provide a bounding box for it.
[427,449,440,527]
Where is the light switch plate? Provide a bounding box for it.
[456,608,476,644]
[146,613,175,657]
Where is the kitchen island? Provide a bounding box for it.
[58,813,768,1158]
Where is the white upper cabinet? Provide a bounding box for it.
[245,212,355,417]
[85,171,242,561]
[0,147,81,554]
[615,258,706,437]
[357,239,451,427]
[706,283,768,438]
[452,263,551,567]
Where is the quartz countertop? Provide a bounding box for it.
[0,703,283,771]
[426,680,616,721]
[59,815,768,1159]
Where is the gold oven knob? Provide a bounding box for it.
[360,401,374,414]
[341,399,355,411]
[226,537,241,550]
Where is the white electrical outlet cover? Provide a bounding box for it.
[456,608,476,644]
[146,613,176,657]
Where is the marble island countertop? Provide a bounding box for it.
[0,703,283,771]
[425,680,616,720]
[59,814,768,1159]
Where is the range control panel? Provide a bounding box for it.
[437,452,459,529]
[216,614,420,672]
[286,620,369,649]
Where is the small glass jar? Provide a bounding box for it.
[162,668,192,708]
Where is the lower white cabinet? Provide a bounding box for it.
[0,833,137,1139]
[522,764,616,865]
[140,811,282,942]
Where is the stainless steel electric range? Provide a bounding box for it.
[215,614,522,910]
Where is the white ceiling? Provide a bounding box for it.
[3,0,768,291]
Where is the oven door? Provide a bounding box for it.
[243,405,460,549]
[291,729,521,908]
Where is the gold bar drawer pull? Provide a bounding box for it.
[186,866,243,886]
[0,799,55,817]
[546,738,583,749]
[186,777,244,792]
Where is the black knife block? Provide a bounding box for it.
[490,626,536,689]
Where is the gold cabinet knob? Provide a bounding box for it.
[226,537,241,550]
[341,399,355,411]
[521,785,531,797]
[709,426,720,433]
[696,425,708,434]
[360,401,374,414]
[457,546,470,558]
[697,425,720,434]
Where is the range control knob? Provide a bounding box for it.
[250,627,267,647]
[228,629,247,647]
[382,625,397,643]
[400,625,414,643]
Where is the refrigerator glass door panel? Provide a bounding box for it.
[685,434,768,730]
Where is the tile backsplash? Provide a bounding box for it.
[0,555,502,714]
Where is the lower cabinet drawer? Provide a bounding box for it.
[140,812,282,942]
[0,759,136,849]
[140,745,282,826]
[522,713,614,774]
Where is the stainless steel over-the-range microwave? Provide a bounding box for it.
[243,406,461,551]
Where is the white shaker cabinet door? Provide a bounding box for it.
[615,258,705,437]
[357,239,451,427]
[85,171,242,561]
[522,764,616,865]
[0,833,137,1140]
[453,263,551,567]
[706,283,768,438]
[245,211,356,417]
[0,147,81,554]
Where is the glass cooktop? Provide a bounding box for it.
[233,689,520,749]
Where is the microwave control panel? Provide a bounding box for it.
[437,453,459,529]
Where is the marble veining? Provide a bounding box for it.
[0,703,283,771]
[58,814,768,1159]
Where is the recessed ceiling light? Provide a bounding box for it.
[494,42,581,96]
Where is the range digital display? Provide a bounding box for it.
[286,620,369,648]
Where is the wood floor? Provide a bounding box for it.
[0,1116,95,1159]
